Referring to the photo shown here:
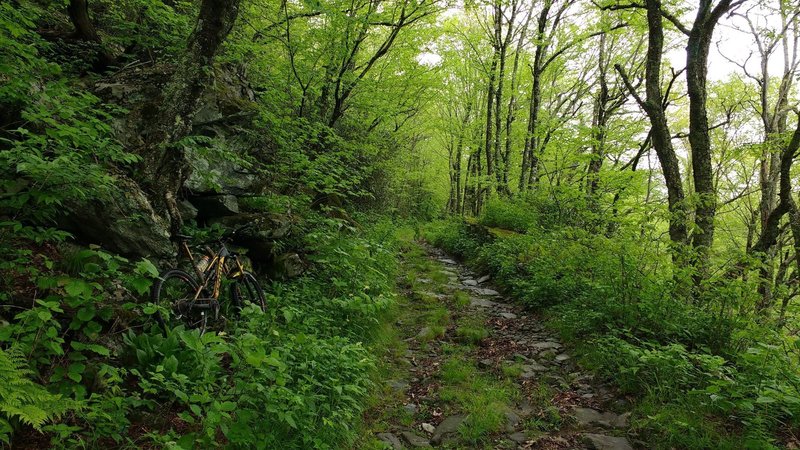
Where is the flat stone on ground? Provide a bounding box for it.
[477,274,491,283]
[499,312,518,319]
[377,432,403,449]
[463,279,478,286]
[439,258,457,265]
[431,414,465,444]
[532,341,562,350]
[505,410,521,431]
[582,433,634,450]
[401,431,431,447]
[470,297,501,308]
[508,431,528,443]
[572,407,627,428]
[471,287,500,296]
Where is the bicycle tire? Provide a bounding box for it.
[230,272,267,313]
[151,269,208,336]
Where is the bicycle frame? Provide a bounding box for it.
[178,240,248,302]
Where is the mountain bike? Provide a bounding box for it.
[151,228,266,335]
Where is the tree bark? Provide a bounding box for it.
[492,0,519,196]
[519,0,552,192]
[67,0,115,71]
[503,8,531,195]
[687,0,735,283]
[138,0,242,235]
[483,17,500,201]
[616,0,688,270]
[587,32,609,199]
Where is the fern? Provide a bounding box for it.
[0,348,78,443]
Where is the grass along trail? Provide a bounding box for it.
[360,239,635,449]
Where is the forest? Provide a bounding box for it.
[3,0,800,448]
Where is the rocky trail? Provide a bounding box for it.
[364,242,636,450]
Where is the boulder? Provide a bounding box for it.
[59,175,172,259]
[179,199,199,221]
[207,212,295,267]
[184,143,259,196]
[276,252,304,278]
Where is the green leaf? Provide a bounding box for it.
[218,401,237,412]
[130,277,152,295]
[77,306,95,322]
[64,279,91,297]
[136,259,159,277]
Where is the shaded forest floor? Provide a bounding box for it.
[359,238,637,449]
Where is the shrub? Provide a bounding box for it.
[480,198,538,233]
[427,213,800,445]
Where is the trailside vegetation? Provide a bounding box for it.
[4,0,800,448]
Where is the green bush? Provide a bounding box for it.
[426,214,800,445]
[479,198,538,233]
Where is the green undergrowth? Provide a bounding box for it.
[356,227,443,449]
[438,355,518,444]
[358,231,526,448]
[426,197,800,449]
[0,215,400,448]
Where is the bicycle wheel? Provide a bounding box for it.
[230,272,267,313]
[151,269,209,335]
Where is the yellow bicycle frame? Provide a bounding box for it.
[179,241,248,302]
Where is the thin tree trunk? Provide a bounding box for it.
[587,32,608,200]
[484,34,499,200]
[686,3,723,286]
[616,0,689,284]
[67,0,115,71]
[519,0,553,192]
[455,103,472,214]
[138,0,242,235]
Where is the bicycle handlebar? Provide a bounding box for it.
[172,223,254,246]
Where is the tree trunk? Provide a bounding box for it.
[519,1,552,192]
[137,0,242,235]
[617,0,689,277]
[587,32,608,200]
[503,16,528,195]
[492,0,518,196]
[686,4,721,286]
[455,103,472,214]
[67,0,115,71]
[484,42,499,199]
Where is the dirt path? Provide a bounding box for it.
[363,242,636,450]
